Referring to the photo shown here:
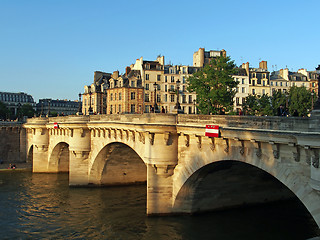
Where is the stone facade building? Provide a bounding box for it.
[81,48,319,115]
[37,99,79,116]
[0,91,36,116]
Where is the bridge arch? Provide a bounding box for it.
[172,158,319,227]
[89,142,147,186]
[27,145,33,164]
[48,142,70,172]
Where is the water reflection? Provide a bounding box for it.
[0,172,319,239]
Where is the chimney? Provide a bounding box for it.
[259,61,268,70]
[112,71,119,79]
[125,66,131,76]
[279,68,289,80]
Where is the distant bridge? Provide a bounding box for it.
[24,113,320,228]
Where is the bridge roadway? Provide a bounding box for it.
[24,113,320,228]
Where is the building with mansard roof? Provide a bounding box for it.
[0,91,36,116]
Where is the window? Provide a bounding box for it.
[262,89,265,95]
[170,95,175,102]
[275,82,278,86]
[157,75,161,81]
[146,84,149,90]
[252,89,255,94]
[157,94,161,103]
[263,81,265,86]
[145,94,150,102]
[131,92,136,100]
[165,85,167,92]
[171,76,174,83]
[165,76,167,82]
[182,76,186,84]
[145,64,150,70]
[170,85,174,91]
[130,104,135,113]
[157,85,161,91]
[118,104,121,113]
[242,79,245,84]
[110,93,113,101]
[242,87,245,93]
[119,93,122,100]
[131,81,135,87]
[189,95,192,103]
[146,74,149,80]
[182,95,186,103]
[252,80,255,86]
[280,82,283,86]
[115,93,117,100]
[110,105,113,114]
[164,94,167,102]
[236,97,240,106]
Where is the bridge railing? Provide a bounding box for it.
[24,114,320,133]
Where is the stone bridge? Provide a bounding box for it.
[23,114,320,228]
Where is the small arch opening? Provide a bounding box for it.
[90,142,146,186]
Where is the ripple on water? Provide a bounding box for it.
[0,172,319,240]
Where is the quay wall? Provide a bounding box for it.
[0,122,26,163]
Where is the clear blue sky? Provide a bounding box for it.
[1,0,319,101]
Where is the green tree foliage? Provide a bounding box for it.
[243,94,273,116]
[243,86,313,117]
[187,56,237,114]
[0,101,10,120]
[17,104,35,118]
[271,91,287,115]
[288,86,312,117]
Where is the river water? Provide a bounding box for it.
[0,171,319,240]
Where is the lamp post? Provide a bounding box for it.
[78,93,83,115]
[17,102,21,121]
[193,99,196,114]
[314,65,320,110]
[174,79,182,113]
[88,91,93,115]
[153,82,159,113]
[311,92,314,110]
[47,99,51,117]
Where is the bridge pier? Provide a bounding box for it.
[69,127,91,186]
[147,163,176,215]
[32,127,49,172]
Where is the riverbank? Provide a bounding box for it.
[0,162,32,172]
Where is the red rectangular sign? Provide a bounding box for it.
[205,125,219,138]
[54,122,59,129]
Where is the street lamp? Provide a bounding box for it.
[153,82,159,113]
[17,102,21,121]
[193,99,196,114]
[314,65,320,110]
[311,92,314,110]
[78,93,83,115]
[174,79,182,113]
[46,99,51,117]
[88,90,93,115]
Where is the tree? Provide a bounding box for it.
[271,91,287,116]
[0,101,10,120]
[288,86,312,117]
[187,56,237,114]
[242,94,273,116]
[17,104,35,118]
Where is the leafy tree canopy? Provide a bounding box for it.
[0,101,10,120]
[17,104,35,118]
[187,56,237,114]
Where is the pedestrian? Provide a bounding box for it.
[161,106,165,113]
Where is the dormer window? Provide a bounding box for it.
[145,64,150,70]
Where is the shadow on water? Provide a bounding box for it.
[0,172,319,240]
